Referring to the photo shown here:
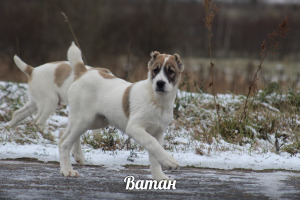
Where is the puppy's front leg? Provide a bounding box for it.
[126,124,179,170]
[149,132,169,180]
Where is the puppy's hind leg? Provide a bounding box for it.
[59,124,89,177]
[59,127,79,177]
[9,99,38,127]
[34,97,58,130]
[71,115,108,165]
[71,137,85,165]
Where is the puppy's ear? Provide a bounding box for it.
[148,51,160,69]
[174,53,184,72]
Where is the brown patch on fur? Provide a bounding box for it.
[122,84,133,118]
[74,62,87,80]
[97,68,115,79]
[25,65,33,82]
[54,63,72,87]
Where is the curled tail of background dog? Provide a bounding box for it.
[67,41,87,80]
[13,55,33,80]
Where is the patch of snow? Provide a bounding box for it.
[1,142,299,171]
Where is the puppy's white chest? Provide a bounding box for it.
[145,106,173,134]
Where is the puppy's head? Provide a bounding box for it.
[148,51,184,93]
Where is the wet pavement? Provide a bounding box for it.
[0,159,300,200]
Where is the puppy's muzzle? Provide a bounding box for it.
[156,80,166,92]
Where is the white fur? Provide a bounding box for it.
[59,44,181,180]
[151,67,173,93]
[67,42,84,67]
[163,55,170,65]
[13,56,31,79]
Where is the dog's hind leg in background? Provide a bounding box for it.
[9,56,39,128]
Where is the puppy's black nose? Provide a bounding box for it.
[156,80,165,89]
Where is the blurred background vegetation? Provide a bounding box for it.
[0,0,299,94]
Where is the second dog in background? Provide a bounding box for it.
[9,44,112,130]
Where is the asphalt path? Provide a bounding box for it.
[0,159,300,200]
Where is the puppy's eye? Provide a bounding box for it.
[168,68,174,75]
[153,67,160,74]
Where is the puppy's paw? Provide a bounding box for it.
[60,169,80,177]
[152,173,169,181]
[72,152,85,165]
[7,121,13,127]
[159,154,180,170]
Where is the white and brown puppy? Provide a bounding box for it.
[59,43,184,180]
[9,45,111,130]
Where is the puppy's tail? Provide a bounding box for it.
[67,41,87,80]
[13,55,33,79]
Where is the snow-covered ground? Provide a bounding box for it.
[0,81,299,171]
[1,142,299,171]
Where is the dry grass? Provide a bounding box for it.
[0,75,299,156]
[172,86,300,156]
[241,17,291,121]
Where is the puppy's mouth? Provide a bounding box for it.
[155,88,167,93]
